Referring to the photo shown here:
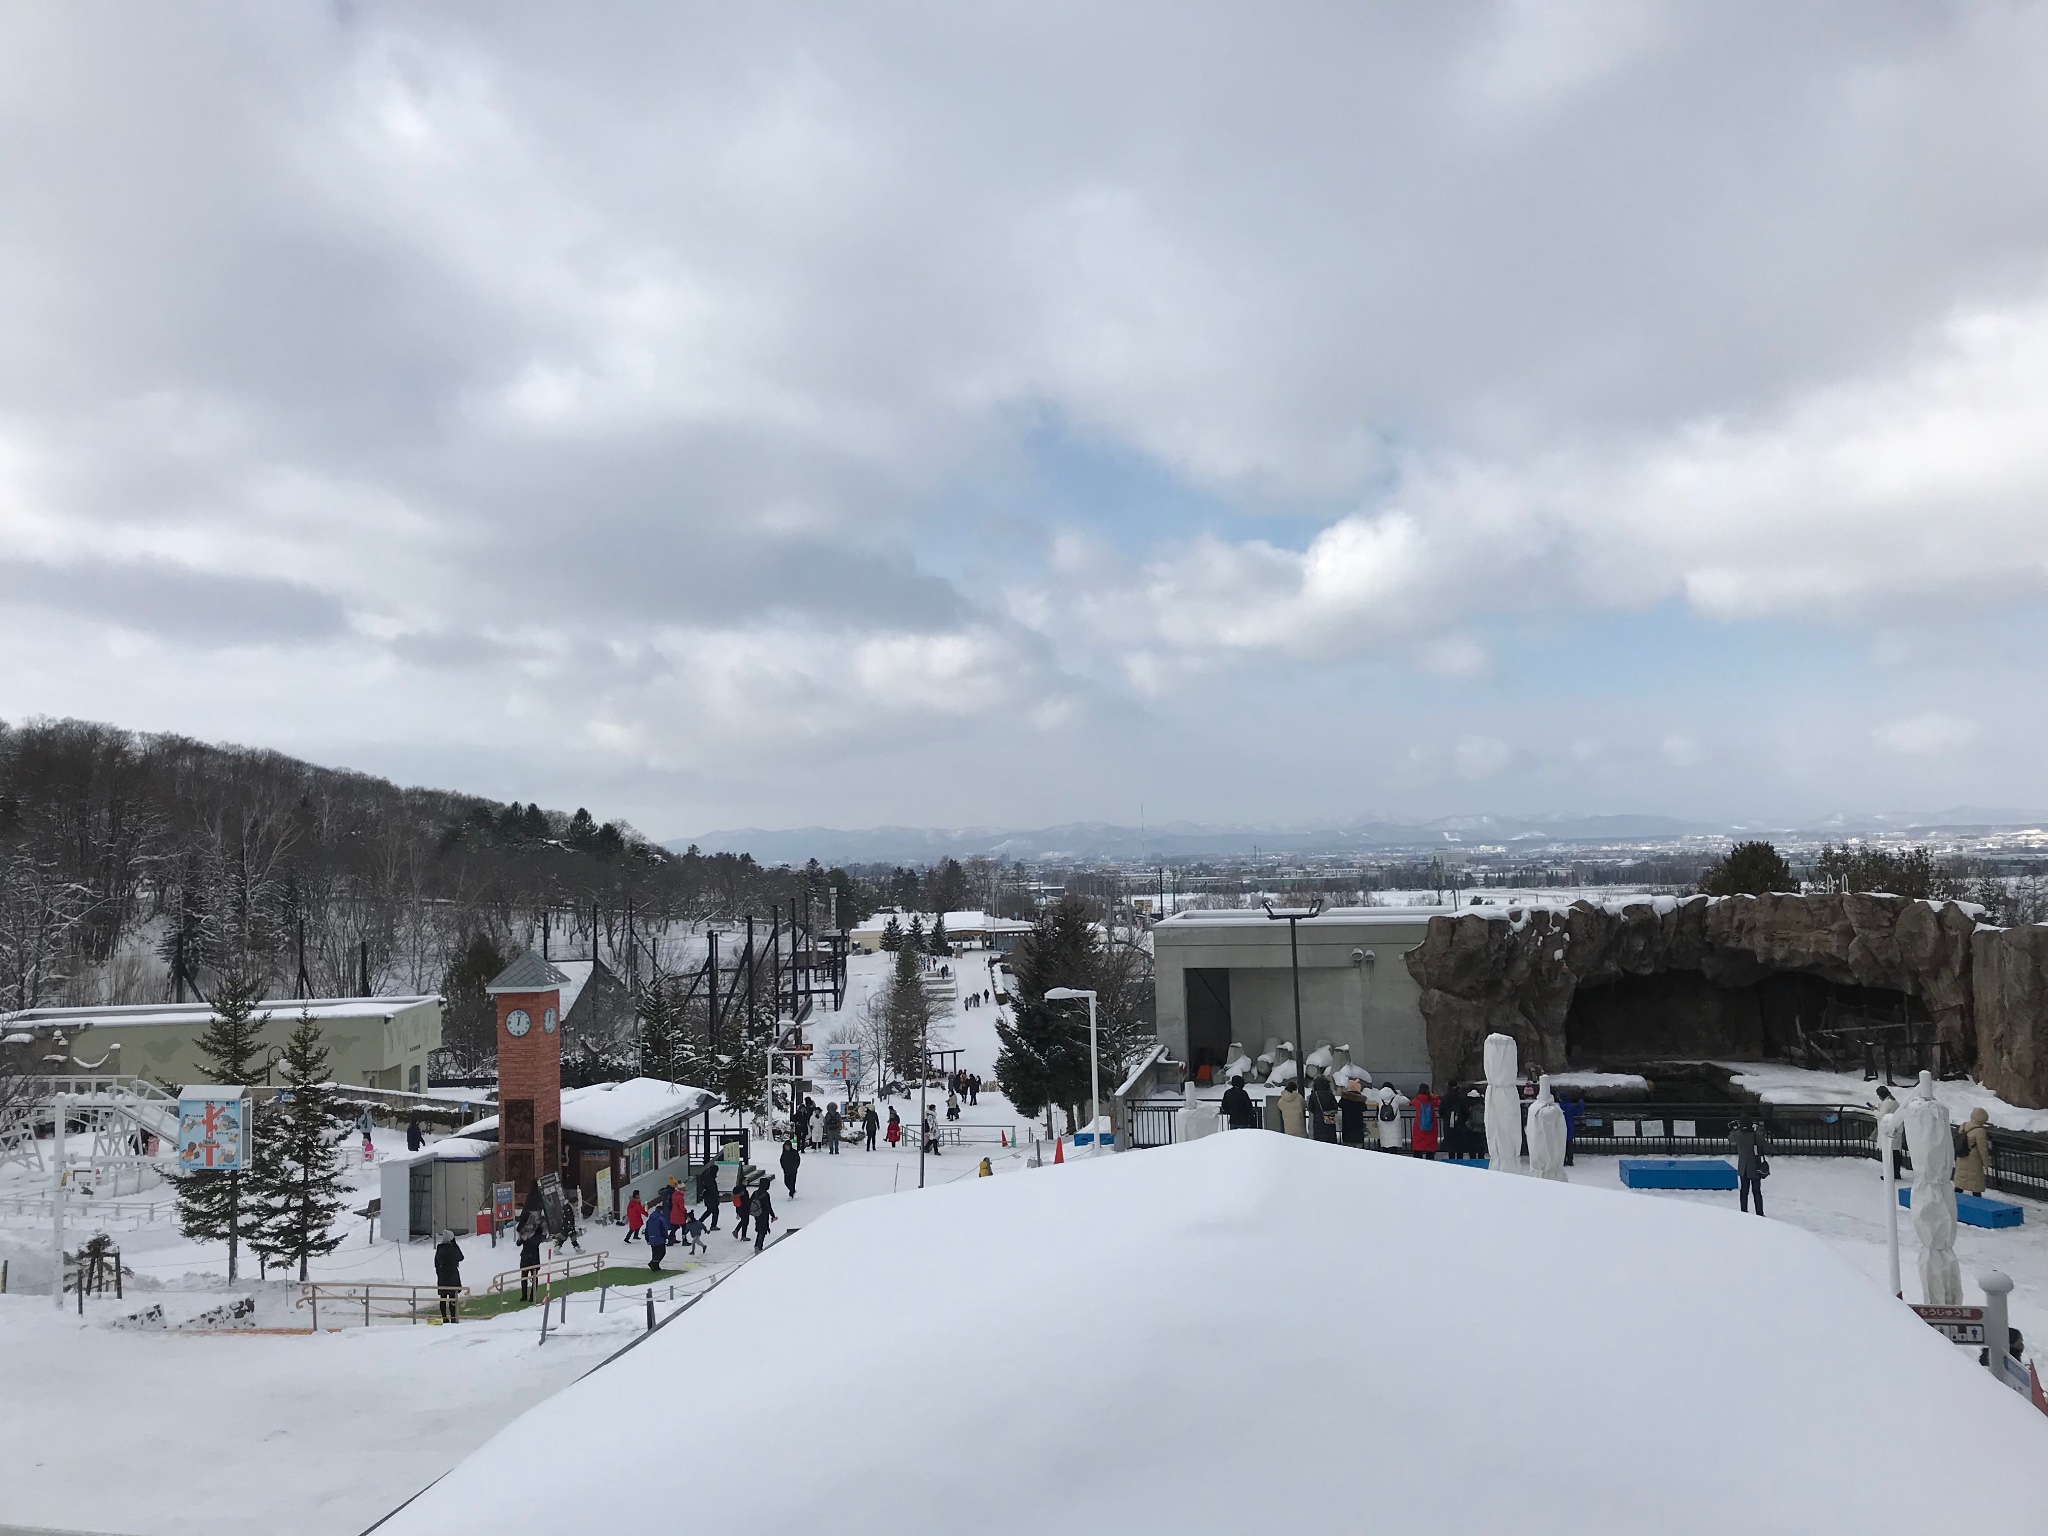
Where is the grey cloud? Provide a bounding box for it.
[0,559,349,647]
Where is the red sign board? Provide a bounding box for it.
[1911,1304,1986,1344]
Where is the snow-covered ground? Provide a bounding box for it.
[1724,1060,2048,1133]
[385,1132,2047,1536]
[8,952,2045,1536]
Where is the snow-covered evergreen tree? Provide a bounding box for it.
[879,913,904,952]
[170,969,271,1280]
[249,1010,347,1281]
[926,913,949,956]
[885,938,932,1086]
[637,970,684,1080]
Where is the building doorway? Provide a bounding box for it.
[1185,968,1232,1079]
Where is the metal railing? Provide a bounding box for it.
[1126,1100,1182,1149]
[298,1281,470,1329]
[486,1249,609,1297]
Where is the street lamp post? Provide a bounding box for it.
[1044,987,1102,1155]
[1263,901,1323,1112]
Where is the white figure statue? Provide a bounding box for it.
[1525,1075,1568,1181]
[1483,1032,1521,1172]
[1254,1037,1282,1081]
[1901,1088,1962,1305]
[1221,1042,1253,1083]
[1305,1040,1335,1073]
[1331,1044,1371,1093]
[1265,1042,1299,1088]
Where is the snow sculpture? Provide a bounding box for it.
[1901,1090,1962,1305]
[1331,1045,1371,1092]
[1266,1042,1299,1088]
[1221,1042,1253,1082]
[1254,1037,1283,1081]
[1525,1075,1567,1181]
[1483,1032,1521,1172]
[1305,1041,1334,1073]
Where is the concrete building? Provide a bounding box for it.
[1,994,442,1094]
[1151,908,1454,1091]
[849,909,1034,953]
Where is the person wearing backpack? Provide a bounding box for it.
[1409,1084,1440,1159]
[1376,1085,1410,1152]
[1730,1113,1770,1216]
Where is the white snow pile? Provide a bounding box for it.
[385,1133,2044,1536]
[458,1076,716,1145]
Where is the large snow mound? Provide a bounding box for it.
[386,1134,2044,1535]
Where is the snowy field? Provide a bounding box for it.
[387,1132,2046,1536]
[5,953,2045,1535]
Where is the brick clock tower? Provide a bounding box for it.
[486,950,568,1198]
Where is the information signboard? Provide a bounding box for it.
[176,1091,249,1173]
[492,1181,516,1227]
[824,1044,864,1091]
[1911,1304,1987,1345]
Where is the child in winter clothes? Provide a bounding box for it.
[680,1207,706,1255]
[624,1191,646,1243]
[644,1204,671,1271]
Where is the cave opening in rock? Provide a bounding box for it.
[1564,970,1929,1072]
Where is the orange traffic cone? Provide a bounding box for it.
[1053,1137,1064,1165]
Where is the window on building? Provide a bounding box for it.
[408,1065,422,1094]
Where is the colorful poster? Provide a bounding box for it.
[176,1093,248,1172]
[493,1182,516,1225]
[824,1044,863,1090]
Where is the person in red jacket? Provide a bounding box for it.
[1410,1084,1441,1159]
[624,1191,646,1244]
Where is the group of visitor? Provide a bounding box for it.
[794,1094,882,1153]
[1218,1070,1446,1155]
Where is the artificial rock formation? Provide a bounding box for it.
[1404,894,2048,1107]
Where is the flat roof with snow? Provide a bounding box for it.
[381,1133,2045,1535]
[2,996,439,1030]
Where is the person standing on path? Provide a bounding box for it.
[1376,1085,1410,1152]
[886,1107,902,1148]
[643,1202,671,1272]
[624,1191,646,1243]
[1277,1083,1306,1136]
[357,1107,377,1162]
[1221,1074,1258,1131]
[406,1113,425,1153]
[1338,1083,1369,1148]
[433,1230,463,1323]
[1307,1071,1339,1143]
[780,1138,802,1197]
[864,1103,879,1150]
[516,1211,545,1302]
[751,1179,776,1253]
[733,1179,753,1241]
[1409,1084,1440,1159]
[696,1163,720,1229]
[823,1102,842,1154]
[1731,1113,1770,1216]
[1955,1107,1992,1195]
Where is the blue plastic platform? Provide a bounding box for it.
[1897,1188,2024,1228]
[1442,1157,1489,1169]
[1619,1158,1738,1190]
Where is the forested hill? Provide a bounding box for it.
[0,716,846,1014]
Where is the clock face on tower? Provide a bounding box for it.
[505,1008,532,1038]
[542,1007,558,1034]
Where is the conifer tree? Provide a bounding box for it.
[249,1010,347,1281]
[170,968,271,1281]
[637,971,684,1080]
[885,938,933,1087]
[906,914,925,954]
[879,914,903,952]
[927,913,949,956]
[995,895,1100,1127]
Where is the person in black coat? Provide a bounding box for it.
[1219,1075,1258,1130]
[433,1230,463,1322]
[751,1179,776,1253]
[406,1113,424,1152]
[695,1162,720,1229]
[1307,1072,1339,1142]
[516,1214,544,1302]
[733,1179,753,1241]
[780,1138,802,1197]
[863,1104,879,1151]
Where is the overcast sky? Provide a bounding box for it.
[3,4,2046,837]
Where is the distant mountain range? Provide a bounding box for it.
[669,809,2048,866]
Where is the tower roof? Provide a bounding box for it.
[485,949,571,995]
